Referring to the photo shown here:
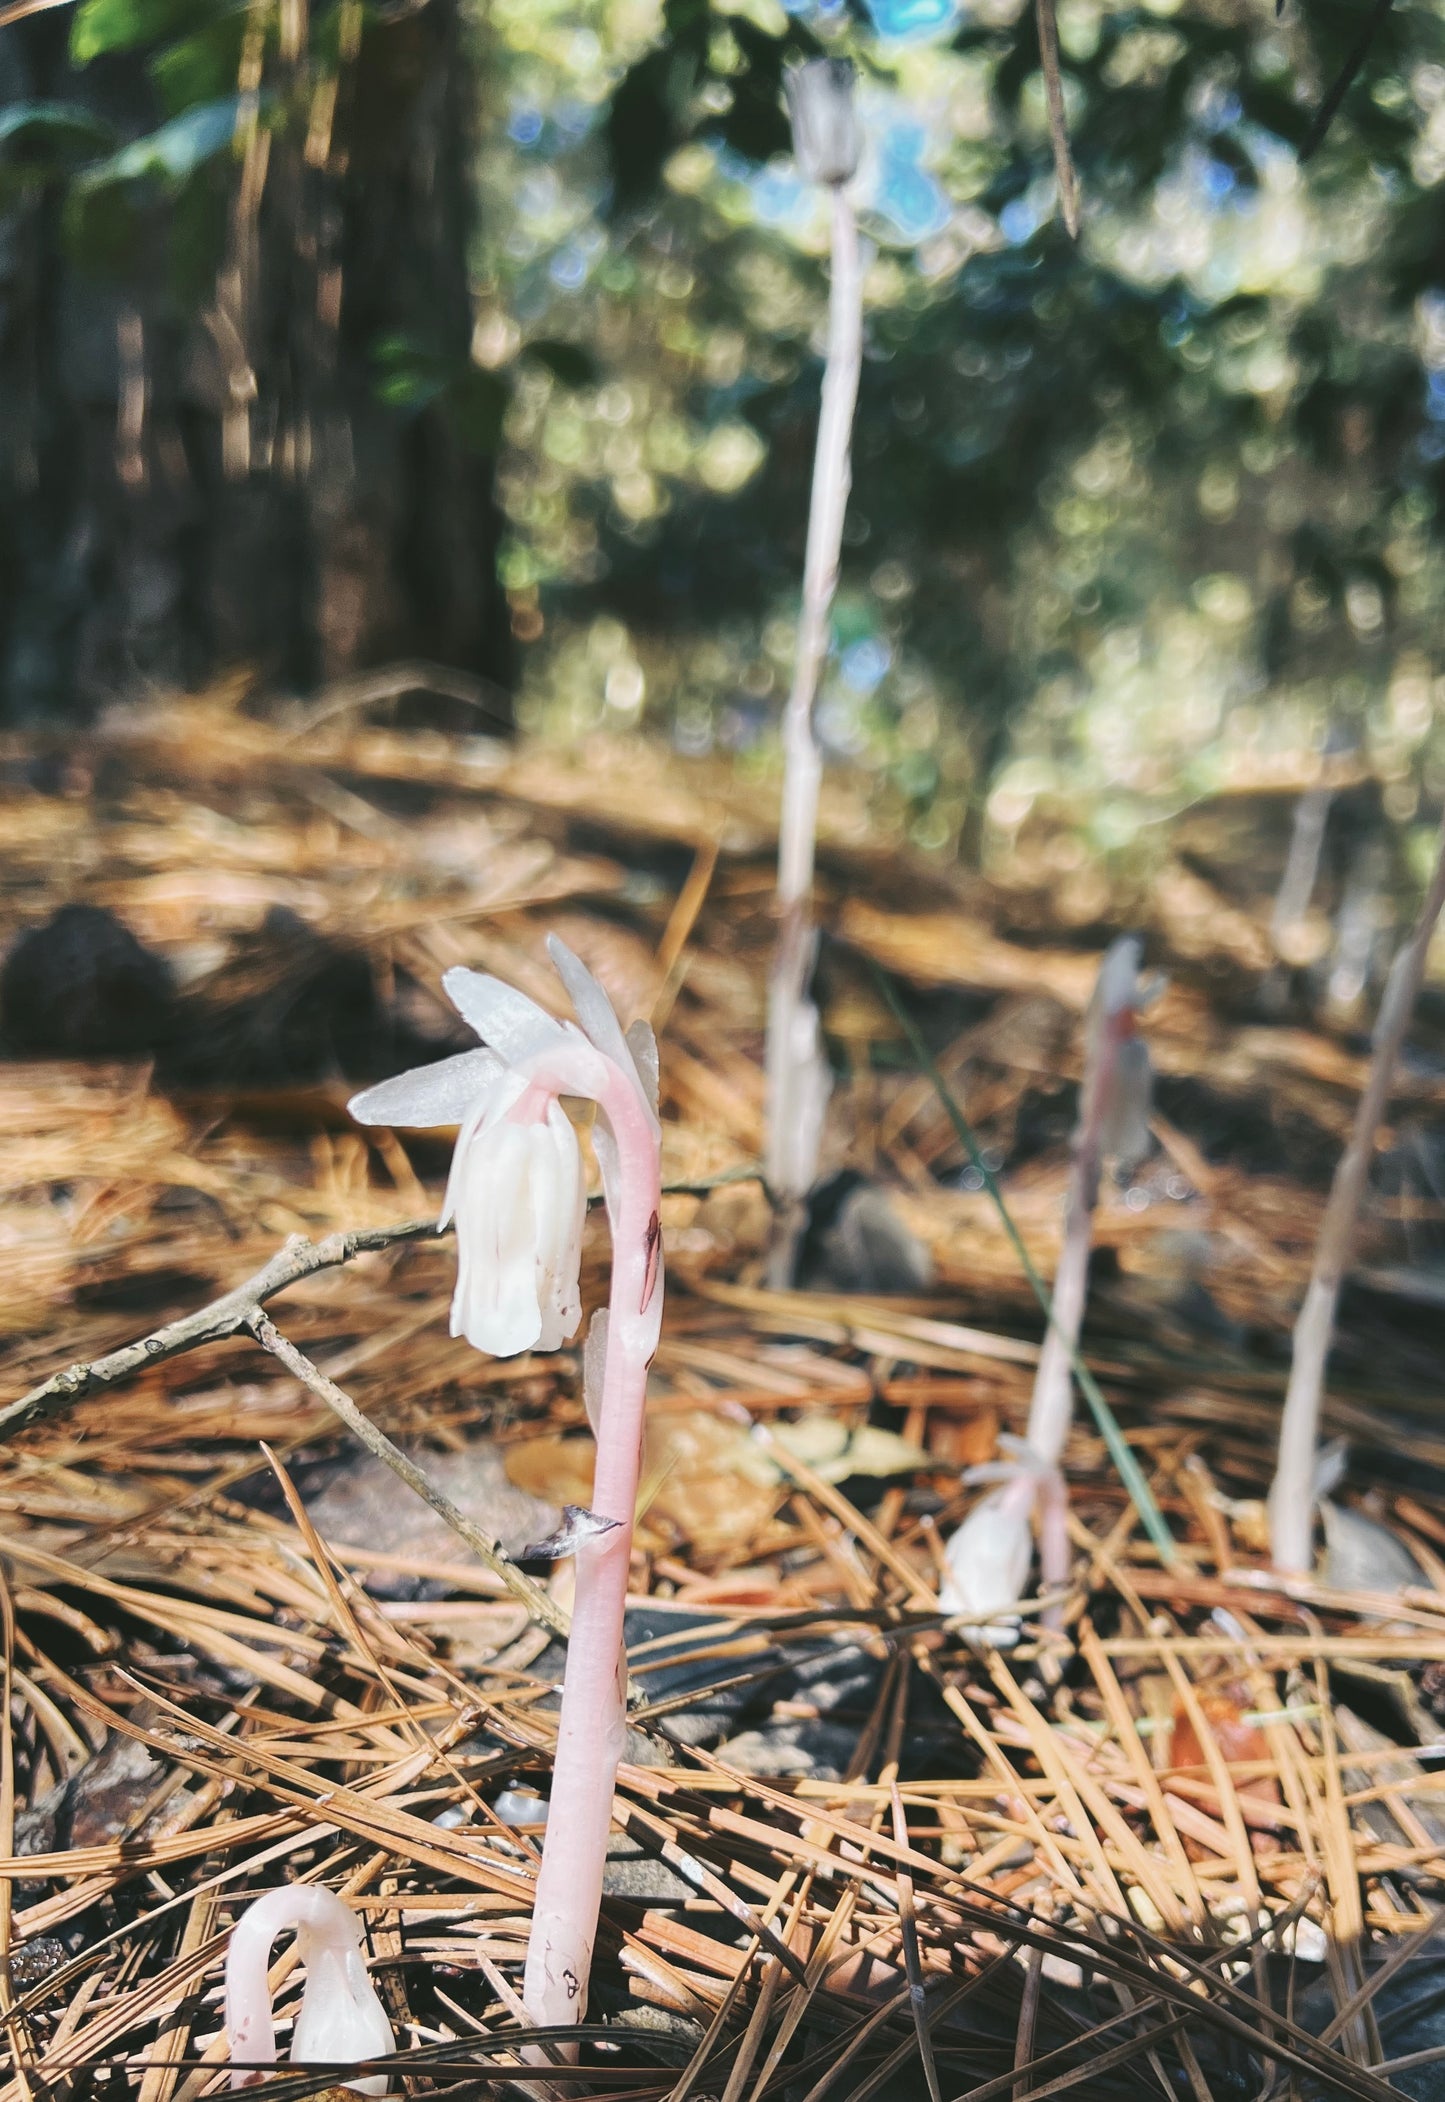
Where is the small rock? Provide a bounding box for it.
[492,1788,548,1828]
[716,1720,859,1780]
[613,2006,704,2045]
[8,1937,66,1991]
[303,1442,558,1593]
[1320,1500,1425,1596]
[65,1733,164,1848]
[601,1837,693,1902]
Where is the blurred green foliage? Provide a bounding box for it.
[11,0,1445,889]
[473,0,1445,884]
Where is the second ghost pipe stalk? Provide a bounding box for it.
[766,59,863,1287]
[1026,936,1158,1468]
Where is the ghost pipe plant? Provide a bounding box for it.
[939,1435,1068,1646]
[226,1885,394,2093]
[1269,817,1445,1573]
[765,58,863,1288]
[348,938,663,2033]
[1026,937,1157,1468]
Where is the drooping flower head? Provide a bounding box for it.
[785,57,861,188]
[1086,935,1162,1177]
[226,1885,394,2094]
[349,939,660,1360]
[939,1435,1067,1645]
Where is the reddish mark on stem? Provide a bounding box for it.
[641,1211,661,1311]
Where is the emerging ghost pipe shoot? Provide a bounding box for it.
[226,1885,394,2094]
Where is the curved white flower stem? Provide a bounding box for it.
[520,1051,663,2036]
[766,179,862,1285]
[226,1885,394,2094]
[1269,815,1445,1572]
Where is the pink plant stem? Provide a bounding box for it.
[1269,816,1445,1573]
[766,183,862,1284]
[522,1061,662,2035]
[1025,1005,1130,1465]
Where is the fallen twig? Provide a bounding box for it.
[245,1311,568,1639]
[0,1220,440,1443]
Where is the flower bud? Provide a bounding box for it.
[785,58,861,187]
[226,1886,394,2095]
[938,1473,1034,1641]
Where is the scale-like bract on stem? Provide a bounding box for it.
[1269,818,1445,1572]
[349,937,664,2039]
[226,1885,394,2094]
[765,59,864,1286]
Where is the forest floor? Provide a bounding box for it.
[3,686,1445,2099]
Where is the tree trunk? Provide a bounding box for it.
[0,0,511,723]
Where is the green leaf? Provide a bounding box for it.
[71,0,193,64]
[150,10,250,118]
[0,101,116,197]
[0,101,116,156]
[523,337,599,389]
[75,97,243,191]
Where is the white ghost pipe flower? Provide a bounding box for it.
[784,57,861,187]
[1026,937,1158,1468]
[939,1437,1068,1646]
[444,1071,585,1356]
[225,1885,394,2094]
[348,939,664,2042]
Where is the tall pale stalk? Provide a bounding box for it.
[1026,939,1153,1466]
[766,62,863,1288]
[1269,817,1445,1572]
[523,1062,663,2032]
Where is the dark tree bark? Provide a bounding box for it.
[0,0,512,723]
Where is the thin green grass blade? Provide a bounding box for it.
[870,963,1178,1568]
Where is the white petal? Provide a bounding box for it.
[939,1482,1033,1621]
[547,936,659,1129]
[1095,935,1144,1019]
[348,1049,503,1129]
[547,937,631,1069]
[530,1107,584,1351]
[542,1103,586,1347]
[442,966,568,1065]
[450,1116,543,1356]
[439,1072,526,1228]
[292,1943,394,2077]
